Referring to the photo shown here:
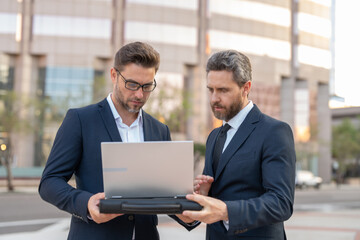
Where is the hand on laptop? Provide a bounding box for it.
[87,192,123,224]
[182,194,228,224]
[194,175,214,196]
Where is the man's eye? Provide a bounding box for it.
[128,82,140,88]
[143,84,153,91]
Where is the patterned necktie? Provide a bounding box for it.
[212,124,231,175]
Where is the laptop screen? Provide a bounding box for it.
[101,141,194,199]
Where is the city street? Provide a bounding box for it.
[0,184,359,239]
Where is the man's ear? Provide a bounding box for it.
[110,68,117,84]
[243,81,252,96]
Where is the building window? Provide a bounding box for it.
[45,66,94,109]
[209,0,290,27]
[209,30,290,61]
[295,81,310,142]
[0,54,15,92]
[125,21,197,47]
[33,15,112,39]
[127,0,198,10]
[0,13,17,34]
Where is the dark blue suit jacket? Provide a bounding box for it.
[39,98,171,240]
[203,105,296,240]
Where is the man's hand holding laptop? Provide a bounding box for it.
[88,192,123,224]
[177,175,229,225]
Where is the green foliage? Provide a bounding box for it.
[0,91,31,134]
[0,91,63,166]
[92,75,107,103]
[295,140,318,170]
[145,82,192,133]
[332,117,360,179]
[194,142,206,157]
[332,118,360,161]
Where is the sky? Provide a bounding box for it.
[334,0,360,106]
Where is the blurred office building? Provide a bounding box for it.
[0,0,333,182]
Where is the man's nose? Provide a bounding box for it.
[210,92,220,103]
[134,88,144,98]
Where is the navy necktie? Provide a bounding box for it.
[212,124,231,174]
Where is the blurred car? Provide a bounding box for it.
[295,170,323,189]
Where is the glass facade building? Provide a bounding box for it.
[0,0,333,182]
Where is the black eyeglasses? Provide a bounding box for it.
[114,68,157,92]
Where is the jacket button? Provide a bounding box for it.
[128,215,134,221]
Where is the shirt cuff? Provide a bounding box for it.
[185,220,200,227]
[223,220,229,230]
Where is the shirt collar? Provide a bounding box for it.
[224,100,254,130]
[106,93,143,127]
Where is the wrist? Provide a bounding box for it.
[222,202,229,221]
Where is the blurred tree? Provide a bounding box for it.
[0,90,60,190]
[0,91,31,191]
[332,118,360,183]
[92,74,107,104]
[144,82,206,168]
[145,81,191,134]
[294,123,319,171]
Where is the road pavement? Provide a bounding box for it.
[0,184,359,240]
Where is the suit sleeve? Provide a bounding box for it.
[165,125,171,141]
[38,109,92,222]
[225,122,296,235]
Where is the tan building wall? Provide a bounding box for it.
[0,0,332,182]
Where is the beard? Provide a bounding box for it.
[211,98,243,122]
[114,80,145,113]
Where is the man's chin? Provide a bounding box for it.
[213,111,226,121]
[127,108,141,113]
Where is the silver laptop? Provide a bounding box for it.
[101,141,194,199]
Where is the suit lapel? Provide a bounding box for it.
[204,128,222,177]
[214,105,261,179]
[98,99,122,142]
[142,111,152,141]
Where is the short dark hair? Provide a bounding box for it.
[206,50,252,87]
[114,42,160,73]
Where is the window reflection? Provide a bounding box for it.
[210,30,291,61]
[125,21,197,47]
[33,15,111,39]
[295,86,310,142]
[298,12,331,38]
[127,0,198,10]
[45,67,94,108]
[0,54,14,91]
[209,0,290,27]
[0,13,17,34]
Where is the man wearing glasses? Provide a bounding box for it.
[39,42,171,240]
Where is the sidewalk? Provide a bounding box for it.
[1,184,359,239]
[1,181,358,192]
[0,209,359,240]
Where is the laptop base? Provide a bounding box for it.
[99,198,202,214]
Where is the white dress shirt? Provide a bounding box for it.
[107,94,144,142]
[220,100,254,230]
[107,93,144,239]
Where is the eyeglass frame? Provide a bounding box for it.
[114,67,157,92]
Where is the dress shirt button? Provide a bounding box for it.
[128,215,134,221]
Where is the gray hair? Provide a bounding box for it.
[206,50,252,87]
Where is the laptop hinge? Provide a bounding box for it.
[174,195,186,199]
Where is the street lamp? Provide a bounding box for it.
[1,143,6,152]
